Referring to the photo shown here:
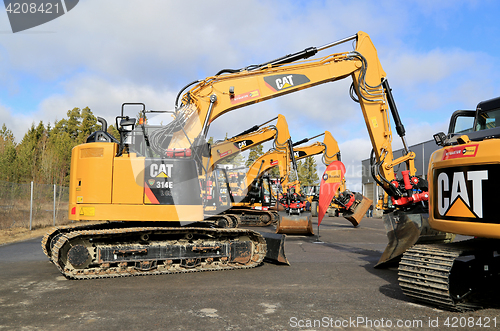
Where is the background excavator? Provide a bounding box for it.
[292,131,372,227]
[203,114,292,227]
[223,129,315,235]
[42,31,435,280]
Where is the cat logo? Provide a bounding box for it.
[150,163,173,178]
[276,75,294,90]
[263,74,310,92]
[237,139,254,149]
[437,170,488,218]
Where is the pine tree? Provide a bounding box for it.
[16,121,47,182]
[0,107,100,185]
[245,144,264,167]
[107,124,120,140]
[0,124,17,182]
[78,107,99,143]
[297,157,319,186]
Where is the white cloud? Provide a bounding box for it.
[383,48,496,113]
[38,74,177,125]
[0,103,36,141]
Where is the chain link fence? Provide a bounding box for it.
[0,181,70,230]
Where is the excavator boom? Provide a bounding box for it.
[206,114,291,173]
[169,32,421,209]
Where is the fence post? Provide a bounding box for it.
[29,181,33,231]
[53,184,56,226]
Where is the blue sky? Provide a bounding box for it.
[1,0,500,190]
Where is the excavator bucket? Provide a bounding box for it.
[342,195,372,227]
[375,209,455,268]
[275,211,314,235]
[258,231,289,265]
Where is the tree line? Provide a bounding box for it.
[0,107,319,186]
[0,107,102,186]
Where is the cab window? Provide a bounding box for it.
[476,108,500,131]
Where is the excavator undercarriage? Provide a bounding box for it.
[42,223,268,280]
[399,238,500,311]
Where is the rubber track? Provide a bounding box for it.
[48,227,266,280]
[398,242,481,312]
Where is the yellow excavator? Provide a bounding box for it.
[42,31,434,280]
[293,131,372,227]
[222,131,314,234]
[202,114,292,226]
[224,130,369,234]
[392,96,500,311]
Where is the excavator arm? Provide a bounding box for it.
[166,31,420,206]
[207,114,291,173]
[160,30,434,264]
[293,131,340,165]
[241,150,290,195]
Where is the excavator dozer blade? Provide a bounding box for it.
[375,210,455,268]
[258,231,289,265]
[343,196,372,227]
[275,211,314,236]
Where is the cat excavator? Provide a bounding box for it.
[41,31,435,280]
[222,129,314,234]
[394,96,500,311]
[293,132,372,227]
[205,114,291,174]
[203,114,292,226]
[224,130,369,234]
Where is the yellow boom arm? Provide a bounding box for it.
[207,114,291,173]
[167,31,416,199]
[293,131,340,165]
